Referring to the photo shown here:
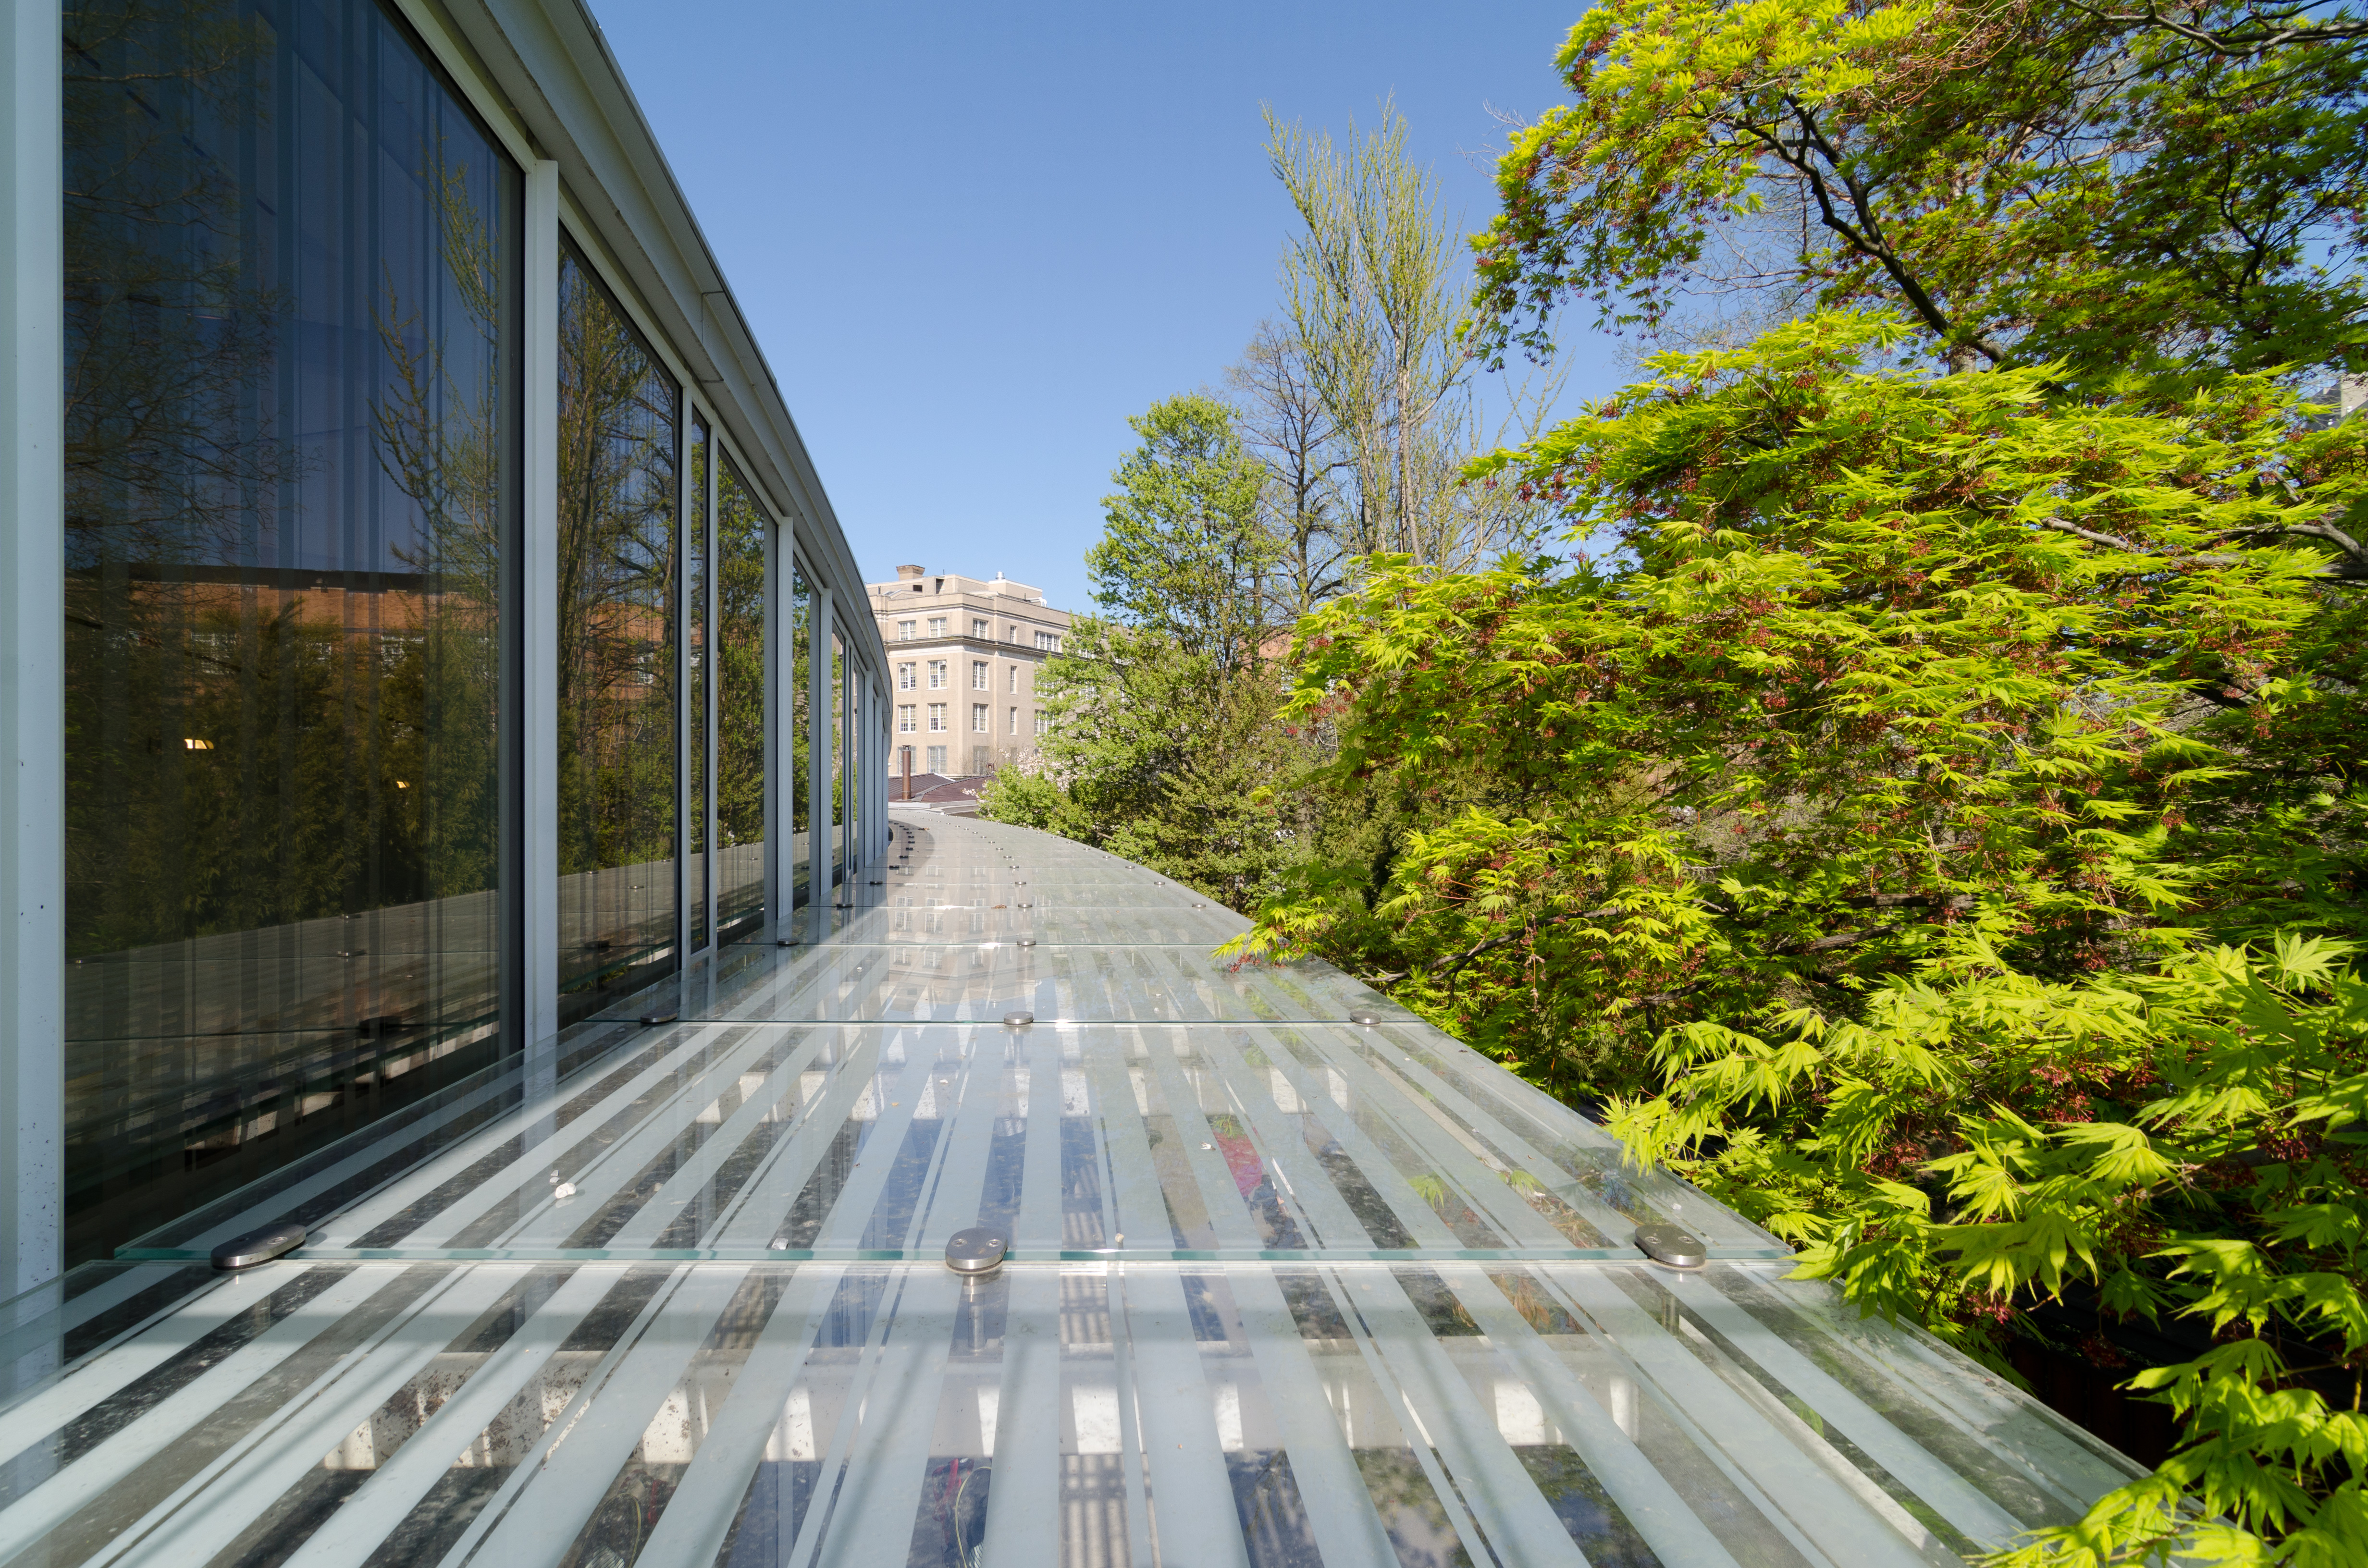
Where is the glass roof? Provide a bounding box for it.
[0,817,2145,1566]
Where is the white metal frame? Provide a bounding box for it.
[1,0,63,1296]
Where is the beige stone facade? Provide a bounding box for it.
[869,566,1074,780]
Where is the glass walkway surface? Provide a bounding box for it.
[0,817,2144,1568]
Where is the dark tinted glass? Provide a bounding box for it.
[555,245,677,1022]
[61,0,519,1262]
[716,456,766,940]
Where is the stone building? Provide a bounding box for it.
[869,565,1073,778]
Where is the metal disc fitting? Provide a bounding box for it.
[1348,1010,1381,1027]
[1633,1223,1706,1269]
[212,1220,309,1270]
[1003,1010,1035,1027]
[1016,938,1036,948]
[945,1226,1009,1276]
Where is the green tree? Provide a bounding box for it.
[1471,0,2368,387]
[986,396,1313,907]
[1226,11,2368,1552]
[1265,104,1565,574]
[1239,310,2368,1561]
[1085,393,1277,674]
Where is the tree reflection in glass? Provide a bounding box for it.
[716,457,767,939]
[687,414,709,955]
[790,563,810,915]
[62,0,518,1262]
[554,246,678,1017]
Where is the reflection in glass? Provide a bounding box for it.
[61,0,519,1262]
[830,633,845,886]
[687,415,709,955]
[555,245,678,1023]
[716,458,767,940]
[789,563,810,912]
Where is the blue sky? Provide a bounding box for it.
[584,1,1625,614]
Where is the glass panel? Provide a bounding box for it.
[3,816,2145,1565]
[687,414,709,955]
[789,561,810,911]
[0,1250,2135,1568]
[846,669,863,869]
[829,632,845,887]
[555,244,678,1024]
[716,457,767,941]
[60,0,519,1263]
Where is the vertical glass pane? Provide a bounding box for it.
[830,635,846,885]
[789,562,810,910]
[716,457,766,940]
[61,0,520,1263]
[846,669,862,870]
[555,245,678,1022]
[686,414,708,955]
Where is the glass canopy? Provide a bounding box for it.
[0,817,2144,1566]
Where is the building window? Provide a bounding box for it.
[1007,624,1019,642]
[897,662,915,691]
[61,0,528,1261]
[927,660,947,689]
[898,704,917,733]
[1007,665,1019,693]
[1035,710,1049,735]
[1009,705,1019,734]
[972,703,989,733]
[1034,631,1060,651]
[927,616,948,637]
[972,618,989,637]
[898,619,915,640]
[971,661,988,690]
[926,745,947,773]
[928,703,947,732]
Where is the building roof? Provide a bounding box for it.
[0,817,2142,1563]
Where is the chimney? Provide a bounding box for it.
[896,564,924,580]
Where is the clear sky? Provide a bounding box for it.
[582,1,1625,615]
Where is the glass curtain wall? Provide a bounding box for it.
[60,0,520,1263]
[554,245,678,1023]
[685,414,708,956]
[715,457,767,941]
[789,563,810,914]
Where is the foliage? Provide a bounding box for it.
[1621,936,2368,1565]
[1086,394,1279,673]
[985,396,1318,907]
[982,617,1315,908]
[1235,313,2368,1560]
[1469,0,2368,383]
[1256,105,1565,580]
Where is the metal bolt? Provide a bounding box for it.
[1633,1222,1706,1269]
[210,1220,308,1270]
